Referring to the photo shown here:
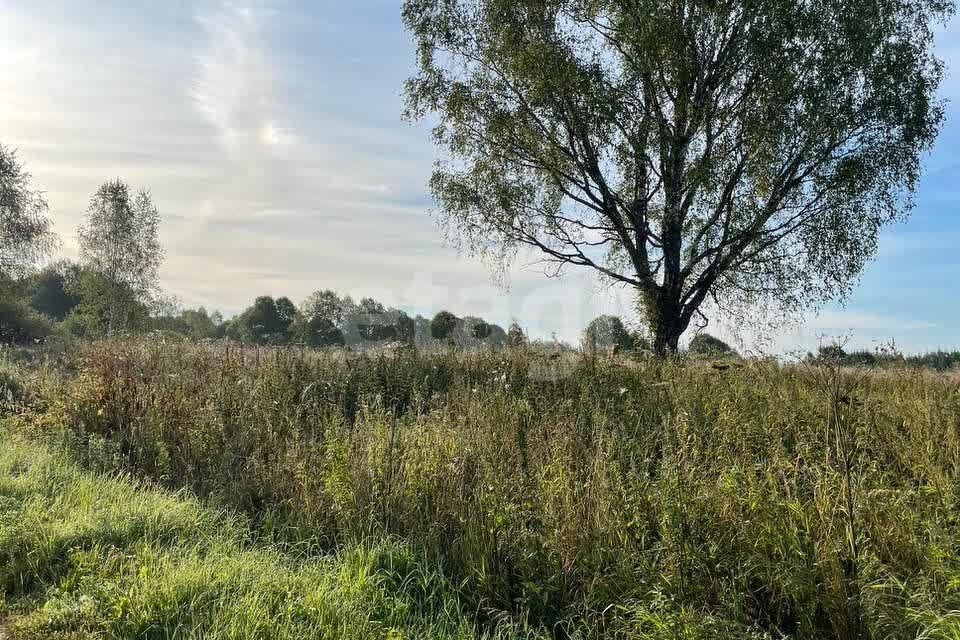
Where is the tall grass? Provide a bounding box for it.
[0,429,555,639]
[13,339,960,638]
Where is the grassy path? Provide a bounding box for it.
[0,430,499,640]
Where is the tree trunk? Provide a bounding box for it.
[652,318,684,358]
[646,287,688,358]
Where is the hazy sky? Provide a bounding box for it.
[3,1,959,353]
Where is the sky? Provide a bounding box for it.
[2,0,959,354]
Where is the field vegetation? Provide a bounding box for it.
[1,340,958,638]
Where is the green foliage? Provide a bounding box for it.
[471,320,491,341]
[629,330,652,352]
[430,311,458,341]
[30,340,960,638]
[396,311,415,344]
[26,261,81,321]
[0,143,57,279]
[233,296,299,345]
[357,297,386,315]
[583,315,633,353]
[62,270,149,338]
[292,315,346,348]
[905,350,960,370]
[356,306,399,343]
[301,290,352,328]
[149,309,212,339]
[688,332,737,358]
[299,291,417,349]
[77,180,162,336]
[0,433,493,639]
[0,298,55,346]
[177,307,224,340]
[807,346,960,371]
[0,360,27,411]
[403,0,953,353]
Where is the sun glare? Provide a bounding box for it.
[259,122,278,147]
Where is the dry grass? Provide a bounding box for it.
[2,339,959,638]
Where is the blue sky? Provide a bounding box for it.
[2,1,959,353]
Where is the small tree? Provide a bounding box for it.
[301,290,352,329]
[274,297,299,330]
[471,320,492,341]
[507,322,526,348]
[396,311,416,344]
[294,315,345,348]
[177,308,219,340]
[431,311,459,341]
[0,296,55,345]
[78,180,162,336]
[584,315,633,354]
[0,144,56,279]
[64,269,150,337]
[688,332,737,358]
[357,297,386,315]
[235,296,296,345]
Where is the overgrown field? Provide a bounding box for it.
[2,340,960,638]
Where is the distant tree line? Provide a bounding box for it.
[807,345,960,372]
[3,142,959,368]
[5,263,534,351]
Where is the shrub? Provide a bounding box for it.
[0,295,56,345]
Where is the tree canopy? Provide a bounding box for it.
[27,261,81,322]
[403,0,953,354]
[584,315,634,352]
[0,144,56,279]
[78,180,162,336]
[431,311,459,341]
[472,319,492,341]
[233,296,298,345]
[688,332,737,357]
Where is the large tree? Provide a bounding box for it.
[403,0,952,354]
[0,144,56,280]
[78,180,163,336]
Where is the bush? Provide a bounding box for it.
[0,295,56,345]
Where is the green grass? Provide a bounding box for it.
[0,430,542,640]
[4,340,960,638]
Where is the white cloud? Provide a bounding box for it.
[191,2,291,154]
